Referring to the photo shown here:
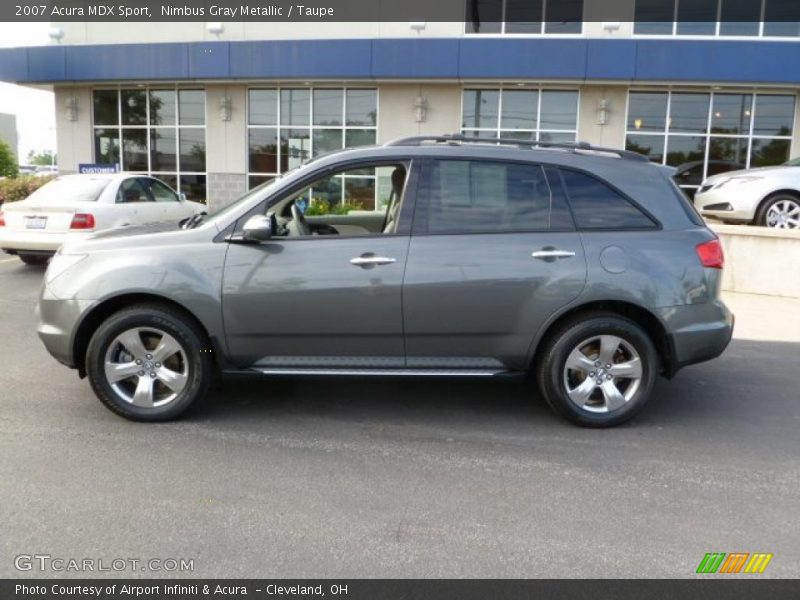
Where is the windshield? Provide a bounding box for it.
[25,177,111,203]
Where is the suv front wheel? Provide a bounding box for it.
[86,304,213,421]
[536,313,658,427]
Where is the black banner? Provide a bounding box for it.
[3,579,800,600]
[4,0,800,23]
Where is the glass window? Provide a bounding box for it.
[281,89,310,126]
[711,94,752,135]
[121,90,147,126]
[628,92,668,132]
[424,160,552,234]
[500,90,537,130]
[540,90,579,130]
[545,0,583,33]
[179,90,205,126]
[505,0,543,33]
[248,88,378,191]
[144,178,179,202]
[92,88,206,202]
[149,90,176,126]
[764,0,800,36]
[179,129,206,172]
[676,0,717,35]
[719,0,760,36]
[93,90,118,126]
[634,0,674,34]
[179,175,206,203]
[249,89,278,125]
[93,128,119,164]
[464,0,503,34]
[117,178,151,203]
[462,90,500,130]
[345,90,377,126]
[626,134,665,163]
[26,177,110,204]
[670,93,710,133]
[561,169,656,229]
[462,88,578,141]
[625,89,795,183]
[150,128,176,172]
[313,89,343,126]
[753,95,795,136]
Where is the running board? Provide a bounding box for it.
[252,367,508,377]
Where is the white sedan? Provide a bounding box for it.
[695,160,800,229]
[0,173,205,265]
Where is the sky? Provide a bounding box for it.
[0,22,56,162]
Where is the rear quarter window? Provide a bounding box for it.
[560,169,657,230]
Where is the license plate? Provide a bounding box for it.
[25,216,47,229]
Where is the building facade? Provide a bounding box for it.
[0,113,18,160]
[1,1,800,209]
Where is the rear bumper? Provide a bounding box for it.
[659,299,734,376]
[0,229,90,253]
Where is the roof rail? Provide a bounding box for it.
[384,133,650,162]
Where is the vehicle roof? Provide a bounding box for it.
[53,172,159,182]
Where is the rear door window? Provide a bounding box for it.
[559,169,657,230]
[418,160,555,234]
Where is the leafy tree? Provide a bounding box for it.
[26,150,56,166]
[0,140,18,178]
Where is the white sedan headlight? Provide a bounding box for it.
[715,175,764,188]
[45,253,87,285]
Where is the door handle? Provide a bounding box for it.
[350,256,397,267]
[531,249,576,260]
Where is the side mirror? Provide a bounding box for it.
[241,213,274,242]
[179,192,187,202]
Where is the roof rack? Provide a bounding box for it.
[384,133,650,162]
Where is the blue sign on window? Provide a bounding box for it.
[78,163,119,174]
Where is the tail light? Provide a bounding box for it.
[0,211,5,227]
[696,239,724,269]
[70,213,95,230]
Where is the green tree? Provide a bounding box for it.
[0,140,18,177]
[26,150,56,166]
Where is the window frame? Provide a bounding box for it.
[632,0,800,39]
[246,86,379,193]
[624,88,797,187]
[91,86,207,202]
[411,157,578,237]
[460,87,581,143]
[464,0,585,36]
[233,157,420,240]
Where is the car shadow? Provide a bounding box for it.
[190,338,799,436]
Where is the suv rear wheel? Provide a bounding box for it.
[86,304,213,421]
[536,313,658,427]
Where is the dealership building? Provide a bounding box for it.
[1,0,800,208]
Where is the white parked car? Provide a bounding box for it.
[695,159,800,229]
[0,173,205,265]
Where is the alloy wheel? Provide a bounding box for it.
[766,199,800,229]
[103,327,189,408]
[562,335,643,413]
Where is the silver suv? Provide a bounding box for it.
[37,135,733,427]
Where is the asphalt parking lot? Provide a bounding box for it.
[1,255,798,579]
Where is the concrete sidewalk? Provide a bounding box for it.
[722,290,800,343]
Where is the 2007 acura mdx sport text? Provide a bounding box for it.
[37,135,734,427]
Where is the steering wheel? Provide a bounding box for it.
[289,203,312,237]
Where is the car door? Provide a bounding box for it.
[140,177,188,222]
[221,161,417,369]
[402,159,587,371]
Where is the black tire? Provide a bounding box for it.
[536,312,658,428]
[86,303,213,421]
[19,253,50,266]
[755,193,800,229]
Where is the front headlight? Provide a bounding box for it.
[45,253,87,285]
[716,175,764,189]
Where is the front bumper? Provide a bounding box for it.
[0,229,90,254]
[694,188,757,223]
[659,299,734,376]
